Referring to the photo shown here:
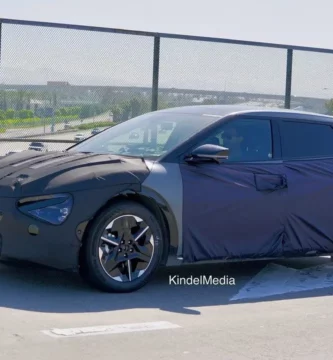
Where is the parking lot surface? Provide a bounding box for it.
[1,257,333,360]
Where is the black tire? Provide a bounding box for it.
[80,200,165,293]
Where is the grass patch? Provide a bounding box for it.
[76,121,115,130]
[0,116,79,128]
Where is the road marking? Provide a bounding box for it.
[42,321,181,338]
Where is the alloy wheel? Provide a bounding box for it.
[98,215,155,282]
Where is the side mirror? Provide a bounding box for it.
[185,144,229,162]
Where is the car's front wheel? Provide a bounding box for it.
[80,200,165,293]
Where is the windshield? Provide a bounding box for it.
[68,111,221,159]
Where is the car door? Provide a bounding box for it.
[179,116,288,263]
[279,118,333,256]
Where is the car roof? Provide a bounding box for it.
[157,105,333,123]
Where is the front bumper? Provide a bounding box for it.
[0,197,83,270]
[0,185,131,271]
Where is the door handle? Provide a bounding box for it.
[254,173,287,192]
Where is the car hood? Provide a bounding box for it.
[0,150,150,198]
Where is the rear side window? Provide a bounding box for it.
[280,120,333,159]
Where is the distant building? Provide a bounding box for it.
[47,81,70,87]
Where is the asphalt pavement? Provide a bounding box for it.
[0,130,108,155]
[1,257,333,359]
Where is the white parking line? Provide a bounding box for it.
[42,321,181,338]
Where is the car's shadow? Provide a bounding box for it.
[0,257,333,315]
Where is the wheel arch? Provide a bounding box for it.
[78,189,178,268]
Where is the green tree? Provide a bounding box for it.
[25,92,32,110]
[5,109,15,119]
[52,92,57,108]
[136,98,150,115]
[59,108,67,116]
[111,105,122,122]
[79,105,92,119]
[100,88,114,107]
[120,101,131,121]
[0,110,5,120]
[70,107,81,116]
[92,104,104,116]
[130,98,141,117]
[0,91,8,111]
[79,104,105,119]
[16,91,25,111]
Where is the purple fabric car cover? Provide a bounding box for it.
[180,158,333,262]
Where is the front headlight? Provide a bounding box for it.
[17,193,73,225]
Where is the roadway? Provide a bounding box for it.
[0,129,108,156]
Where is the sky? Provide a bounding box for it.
[1,0,333,98]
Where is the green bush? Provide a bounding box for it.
[5,109,15,119]
[0,115,79,128]
[77,121,115,130]
[55,107,82,117]
[79,104,105,119]
[18,109,34,119]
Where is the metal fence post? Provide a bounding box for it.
[0,21,2,70]
[151,36,160,111]
[284,49,293,109]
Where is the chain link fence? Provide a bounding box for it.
[1,18,333,154]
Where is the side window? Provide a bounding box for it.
[280,120,333,159]
[199,118,273,162]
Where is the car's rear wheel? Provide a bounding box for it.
[80,200,165,293]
